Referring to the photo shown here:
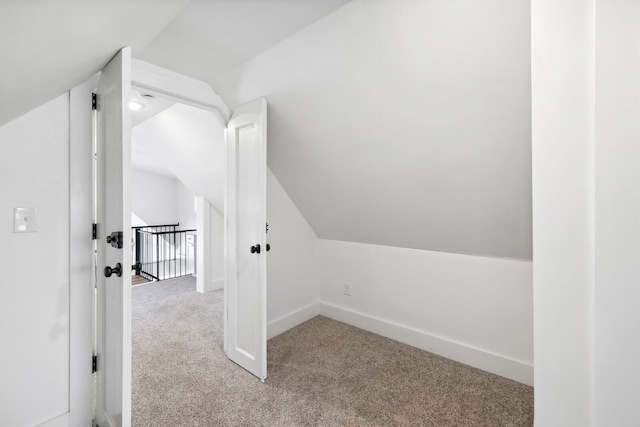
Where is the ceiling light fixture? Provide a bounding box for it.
[129,101,144,111]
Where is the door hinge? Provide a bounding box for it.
[266,223,269,234]
[92,354,98,373]
[92,93,97,110]
[92,223,97,240]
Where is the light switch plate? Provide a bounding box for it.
[14,207,38,233]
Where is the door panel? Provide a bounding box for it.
[225,98,267,381]
[96,47,132,427]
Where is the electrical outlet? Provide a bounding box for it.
[343,282,351,296]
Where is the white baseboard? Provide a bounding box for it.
[37,412,70,427]
[318,302,533,386]
[210,278,224,291]
[198,277,224,293]
[268,302,319,339]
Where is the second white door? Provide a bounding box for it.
[224,98,268,381]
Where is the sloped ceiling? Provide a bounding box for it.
[0,0,191,126]
[3,0,532,260]
[132,103,226,211]
[210,0,533,259]
[137,0,352,81]
[131,89,176,129]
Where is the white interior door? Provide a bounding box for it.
[95,47,132,427]
[225,98,268,381]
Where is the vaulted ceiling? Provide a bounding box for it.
[133,103,226,210]
[138,0,352,81]
[0,0,191,126]
[1,0,532,260]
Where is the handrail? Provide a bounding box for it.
[132,226,196,282]
[132,223,180,230]
[138,228,196,236]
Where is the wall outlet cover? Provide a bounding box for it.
[343,282,351,296]
[14,207,38,233]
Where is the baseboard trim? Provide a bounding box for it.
[268,302,319,339]
[210,278,224,291]
[318,302,533,386]
[37,412,70,427]
[198,277,224,293]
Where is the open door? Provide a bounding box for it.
[225,98,268,381]
[95,47,132,427]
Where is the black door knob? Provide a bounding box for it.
[250,244,261,254]
[106,231,123,249]
[266,244,271,251]
[132,262,142,274]
[104,263,122,278]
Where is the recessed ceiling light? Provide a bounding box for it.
[129,101,144,111]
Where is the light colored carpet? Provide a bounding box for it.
[132,277,534,426]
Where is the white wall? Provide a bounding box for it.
[532,0,595,424]
[210,206,224,285]
[176,180,196,230]
[131,169,178,226]
[131,170,200,231]
[214,0,532,260]
[319,240,533,385]
[594,1,640,424]
[196,197,211,292]
[0,1,191,128]
[132,103,226,213]
[195,198,224,293]
[266,170,319,338]
[533,3,640,424]
[0,95,71,426]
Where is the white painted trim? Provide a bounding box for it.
[196,197,212,294]
[95,46,133,427]
[69,75,100,426]
[319,302,533,386]
[131,59,230,125]
[267,302,320,339]
[211,277,224,291]
[100,414,117,427]
[198,278,224,293]
[65,54,233,426]
[37,413,70,427]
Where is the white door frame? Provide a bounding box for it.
[95,47,133,427]
[68,59,232,425]
[67,75,100,427]
[130,59,230,124]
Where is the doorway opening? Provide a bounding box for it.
[127,88,228,416]
[128,88,226,292]
[92,52,268,425]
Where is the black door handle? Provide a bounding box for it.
[250,244,270,253]
[132,262,142,274]
[107,231,123,249]
[104,263,122,278]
